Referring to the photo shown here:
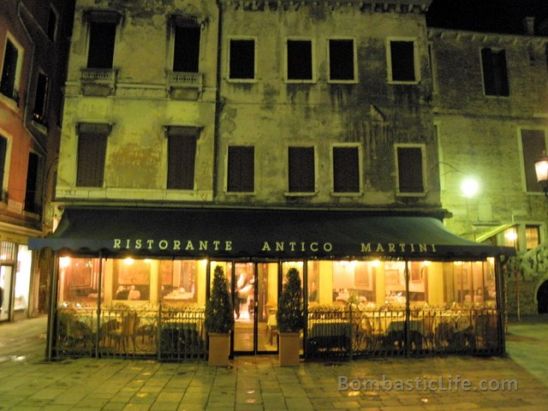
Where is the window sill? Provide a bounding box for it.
[31,119,49,134]
[396,192,427,198]
[225,191,255,195]
[285,79,316,84]
[483,94,510,98]
[330,191,362,197]
[284,191,317,197]
[327,79,358,84]
[0,92,20,111]
[387,80,420,85]
[226,78,257,84]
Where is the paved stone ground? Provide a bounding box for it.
[0,317,547,410]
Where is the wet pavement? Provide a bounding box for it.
[0,316,547,410]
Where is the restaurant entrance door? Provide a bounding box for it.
[233,262,279,354]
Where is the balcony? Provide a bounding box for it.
[80,68,118,96]
[167,71,202,100]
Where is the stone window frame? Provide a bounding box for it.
[83,10,123,70]
[517,126,547,195]
[164,126,201,191]
[226,36,257,83]
[285,145,318,197]
[479,46,510,98]
[0,33,25,108]
[285,37,316,84]
[32,70,49,126]
[75,122,112,188]
[225,145,256,195]
[0,131,13,202]
[168,15,202,74]
[385,37,421,85]
[327,37,358,84]
[394,143,427,197]
[330,143,363,196]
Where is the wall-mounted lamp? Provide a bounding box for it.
[535,152,548,198]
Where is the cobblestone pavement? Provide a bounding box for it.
[0,317,547,410]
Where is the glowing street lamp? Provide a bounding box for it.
[534,152,548,198]
[460,176,480,198]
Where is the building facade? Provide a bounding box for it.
[430,23,548,317]
[0,0,74,322]
[31,0,514,361]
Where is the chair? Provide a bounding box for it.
[110,311,139,354]
[266,307,277,345]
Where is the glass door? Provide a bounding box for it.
[257,262,278,352]
[0,265,13,322]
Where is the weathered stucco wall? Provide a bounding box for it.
[57,0,218,202]
[431,30,548,240]
[216,4,440,208]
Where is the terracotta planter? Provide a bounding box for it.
[208,332,230,366]
[278,332,300,366]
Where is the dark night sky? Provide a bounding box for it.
[427,0,548,34]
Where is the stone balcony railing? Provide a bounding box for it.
[166,71,203,89]
[80,68,118,96]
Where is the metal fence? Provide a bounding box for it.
[53,305,206,361]
[305,306,502,360]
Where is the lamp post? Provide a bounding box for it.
[535,152,548,197]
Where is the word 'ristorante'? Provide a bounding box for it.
[113,239,232,251]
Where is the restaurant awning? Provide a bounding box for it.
[28,207,515,260]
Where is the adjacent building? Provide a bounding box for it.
[29,0,524,361]
[0,0,74,321]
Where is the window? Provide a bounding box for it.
[525,225,541,250]
[0,38,21,101]
[481,48,509,96]
[520,129,546,192]
[388,40,417,82]
[173,18,200,73]
[396,145,425,194]
[76,123,111,187]
[332,146,360,193]
[0,136,7,198]
[287,39,313,81]
[86,11,121,69]
[229,39,255,80]
[328,39,355,81]
[32,73,49,124]
[47,7,58,41]
[24,152,42,213]
[166,127,199,190]
[288,147,315,193]
[227,146,254,192]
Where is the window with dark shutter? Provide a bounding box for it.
[24,152,42,213]
[76,123,111,187]
[389,41,416,82]
[287,40,312,81]
[229,39,255,80]
[0,137,7,197]
[167,127,199,190]
[521,129,546,192]
[227,146,254,192]
[0,40,19,100]
[329,39,354,81]
[173,20,200,73]
[33,73,49,124]
[288,147,315,193]
[481,48,509,96]
[333,147,360,193]
[397,147,424,194]
[87,21,116,69]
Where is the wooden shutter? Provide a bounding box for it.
[521,129,546,192]
[397,147,424,193]
[77,132,108,187]
[333,147,359,193]
[288,147,314,192]
[168,135,197,189]
[227,146,254,192]
[492,49,509,96]
[481,48,496,95]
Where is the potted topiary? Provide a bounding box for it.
[277,267,304,366]
[205,266,234,366]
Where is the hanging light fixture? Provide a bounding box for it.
[534,151,548,198]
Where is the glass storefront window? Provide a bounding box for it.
[525,225,540,250]
[14,245,32,311]
[58,257,102,305]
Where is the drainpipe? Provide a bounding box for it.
[213,1,224,201]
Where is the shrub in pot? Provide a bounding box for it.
[277,267,304,366]
[205,266,234,366]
